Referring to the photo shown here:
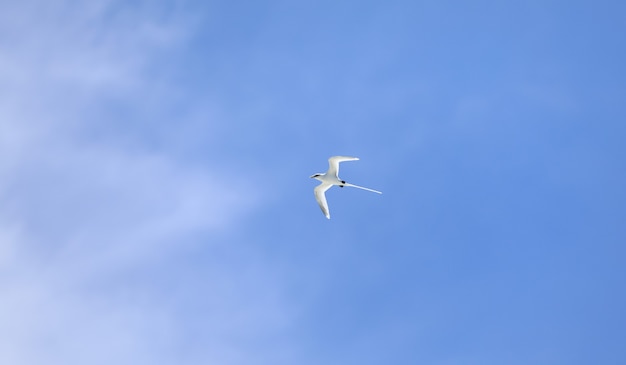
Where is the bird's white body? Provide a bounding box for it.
[310,156,382,219]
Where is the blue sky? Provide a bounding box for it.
[1,0,625,364]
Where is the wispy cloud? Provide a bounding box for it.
[0,0,250,263]
[0,2,290,364]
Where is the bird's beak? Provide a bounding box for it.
[309,174,316,178]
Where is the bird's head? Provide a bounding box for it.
[310,173,322,179]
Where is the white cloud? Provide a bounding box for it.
[0,0,250,264]
[0,2,291,364]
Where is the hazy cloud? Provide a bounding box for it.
[0,2,288,364]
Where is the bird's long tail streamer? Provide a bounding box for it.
[344,183,382,194]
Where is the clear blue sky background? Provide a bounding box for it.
[1,1,625,364]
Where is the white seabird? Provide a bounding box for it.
[310,156,382,219]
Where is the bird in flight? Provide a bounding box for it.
[310,156,382,219]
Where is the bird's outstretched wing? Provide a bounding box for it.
[327,156,359,178]
[314,183,333,219]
